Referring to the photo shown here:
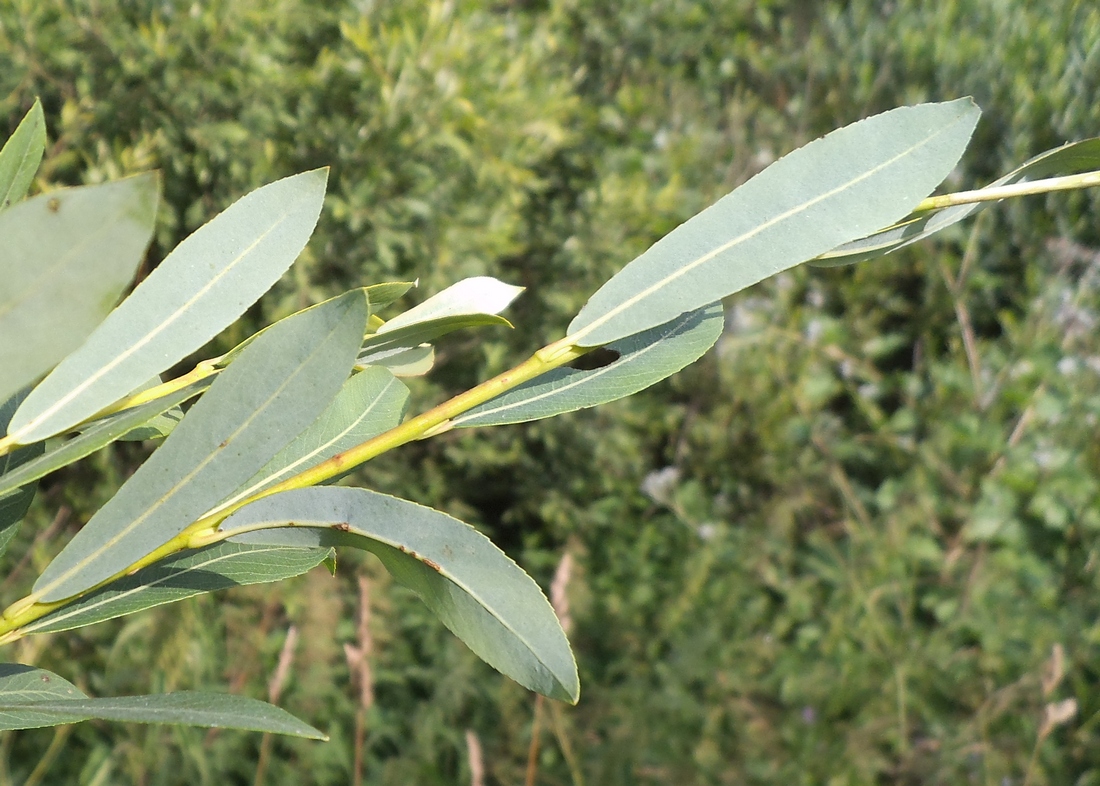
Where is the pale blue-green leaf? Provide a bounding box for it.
[9,169,329,444]
[567,99,980,347]
[378,276,522,333]
[206,367,408,517]
[356,344,434,377]
[0,379,210,501]
[0,390,45,557]
[0,666,324,737]
[0,99,46,210]
[223,487,579,703]
[814,137,1100,266]
[0,174,159,407]
[357,314,509,367]
[32,290,366,602]
[214,288,369,370]
[455,304,723,428]
[24,543,329,635]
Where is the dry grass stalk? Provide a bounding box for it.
[344,574,375,786]
[465,729,485,786]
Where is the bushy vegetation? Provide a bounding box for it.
[1,1,1099,784]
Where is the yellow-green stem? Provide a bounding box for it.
[0,337,588,639]
[0,168,1097,465]
[914,170,1100,212]
[0,361,221,460]
[2,169,1099,635]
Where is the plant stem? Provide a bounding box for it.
[914,170,1100,212]
[0,169,1096,466]
[0,337,589,639]
[0,360,220,460]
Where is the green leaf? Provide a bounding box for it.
[814,136,1100,266]
[358,344,435,377]
[215,288,369,370]
[0,665,324,738]
[0,379,210,501]
[116,405,184,441]
[365,280,418,310]
[9,169,329,445]
[358,315,509,367]
[0,174,159,407]
[0,391,45,558]
[0,99,46,211]
[455,304,723,428]
[357,276,521,367]
[32,289,367,603]
[23,543,330,635]
[377,276,523,332]
[222,486,580,703]
[566,99,980,347]
[206,366,408,517]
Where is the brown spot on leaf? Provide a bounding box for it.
[423,558,442,572]
[333,523,351,532]
[47,197,60,213]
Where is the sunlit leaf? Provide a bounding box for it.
[378,276,522,332]
[222,486,579,703]
[356,276,521,367]
[566,99,980,347]
[9,169,329,444]
[357,314,509,367]
[33,290,366,602]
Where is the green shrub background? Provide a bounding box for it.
[2,1,1100,783]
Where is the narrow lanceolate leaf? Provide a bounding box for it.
[0,99,46,210]
[378,276,523,333]
[815,136,1100,266]
[9,169,329,445]
[117,404,184,441]
[206,367,409,517]
[0,174,159,407]
[455,304,724,428]
[365,280,417,310]
[0,665,324,737]
[0,379,210,500]
[215,289,370,370]
[357,276,522,367]
[24,543,329,635]
[566,99,980,347]
[357,344,435,377]
[0,391,45,558]
[357,314,510,366]
[223,487,580,703]
[33,290,366,603]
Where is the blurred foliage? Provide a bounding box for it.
[2,0,1100,783]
